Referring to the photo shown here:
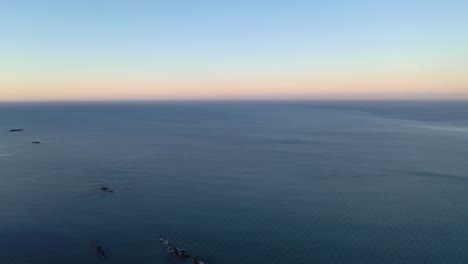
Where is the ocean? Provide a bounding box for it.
[1,100,468,264]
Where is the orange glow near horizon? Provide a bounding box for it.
[2,51,467,101]
[3,74,468,101]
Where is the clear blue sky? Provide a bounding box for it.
[1,0,467,100]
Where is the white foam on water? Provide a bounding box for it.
[0,153,12,157]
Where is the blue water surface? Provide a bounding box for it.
[1,101,468,264]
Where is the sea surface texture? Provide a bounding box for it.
[1,101,468,264]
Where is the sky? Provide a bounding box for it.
[1,0,467,101]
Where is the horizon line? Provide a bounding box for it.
[1,97,468,105]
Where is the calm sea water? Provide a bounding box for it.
[1,101,468,264]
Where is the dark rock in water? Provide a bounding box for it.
[96,245,107,259]
[160,236,191,259]
[91,240,107,260]
[194,257,205,264]
[100,186,114,193]
[31,141,42,144]
[179,249,190,258]
[9,129,24,132]
[168,246,190,258]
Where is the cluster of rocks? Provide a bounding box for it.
[8,128,207,263]
[160,236,205,264]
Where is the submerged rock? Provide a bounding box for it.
[96,245,107,259]
[91,240,108,260]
